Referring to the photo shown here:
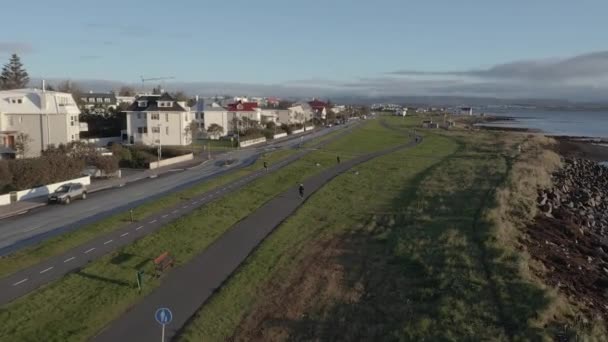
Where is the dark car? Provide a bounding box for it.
[48,183,87,204]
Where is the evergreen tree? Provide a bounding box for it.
[0,54,30,90]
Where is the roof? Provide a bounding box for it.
[308,99,329,110]
[82,92,116,99]
[125,93,186,112]
[227,101,258,111]
[0,88,80,115]
[203,104,227,112]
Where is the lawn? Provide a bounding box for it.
[178,117,576,341]
[0,119,407,341]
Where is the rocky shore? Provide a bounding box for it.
[525,158,608,319]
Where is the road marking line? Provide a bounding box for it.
[171,210,178,214]
[13,278,28,286]
[120,232,129,237]
[64,257,76,263]
[84,248,95,254]
[136,225,144,230]
[182,205,189,209]
[161,214,168,218]
[40,267,54,274]
[149,220,157,224]
[104,239,113,245]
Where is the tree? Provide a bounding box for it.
[172,91,188,101]
[118,86,135,96]
[56,80,84,105]
[0,54,30,90]
[206,124,224,139]
[14,133,32,158]
[184,121,200,144]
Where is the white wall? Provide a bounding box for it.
[239,137,266,147]
[273,132,287,139]
[292,128,304,134]
[148,153,194,169]
[16,176,91,201]
[0,194,10,206]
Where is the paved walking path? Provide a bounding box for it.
[0,124,359,306]
[92,128,420,342]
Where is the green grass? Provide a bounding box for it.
[179,117,561,341]
[0,148,297,279]
[0,119,406,341]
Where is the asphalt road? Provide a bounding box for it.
[0,122,359,306]
[92,126,420,342]
[0,125,350,256]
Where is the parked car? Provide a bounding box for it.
[48,183,87,204]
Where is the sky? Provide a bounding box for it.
[2,0,608,100]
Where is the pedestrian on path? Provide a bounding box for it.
[298,183,305,199]
[337,155,341,164]
[263,161,268,171]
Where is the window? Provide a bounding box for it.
[19,116,22,123]
[104,98,111,103]
[9,116,13,125]
[137,113,141,119]
[81,97,87,102]
[89,97,95,103]
[96,98,103,103]
[185,115,188,122]
[165,113,169,122]
[137,127,148,134]
[151,113,159,120]
[166,127,169,135]
[152,126,160,133]
[17,99,22,104]
[138,101,147,107]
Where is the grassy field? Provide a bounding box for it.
[178,116,582,341]
[0,119,408,341]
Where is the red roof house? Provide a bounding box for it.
[227,101,258,111]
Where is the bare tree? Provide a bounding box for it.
[184,121,200,144]
[118,86,135,96]
[14,133,32,158]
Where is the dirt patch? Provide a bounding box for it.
[229,234,365,342]
[523,216,608,320]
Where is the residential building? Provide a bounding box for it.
[0,88,83,158]
[332,105,346,114]
[123,93,194,146]
[266,97,280,107]
[308,99,329,120]
[278,103,313,125]
[80,92,118,113]
[116,96,136,107]
[190,98,230,139]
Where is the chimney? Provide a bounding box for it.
[42,80,46,92]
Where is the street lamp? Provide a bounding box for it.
[157,120,162,164]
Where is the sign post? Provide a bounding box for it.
[155,307,173,342]
[136,270,144,292]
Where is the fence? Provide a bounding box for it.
[272,132,287,139]
[148,153,194,170]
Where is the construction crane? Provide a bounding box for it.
[140,76,175,92]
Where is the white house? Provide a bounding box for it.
[0,88,83,158]
[277,103,313,125]
[190,98,230,139]
[124,93,195,146]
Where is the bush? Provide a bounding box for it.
[0,161,12,193]
[262,129,274,140]
[280,124,292,134]
[5,155,84,192]
[88,155,119,174]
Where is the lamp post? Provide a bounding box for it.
[157,121,162,164]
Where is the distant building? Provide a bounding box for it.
[308,99,329,120]
[80,92,118,113]
[0,88,83,158]
[123,93,194,146]
[460,107,473,116]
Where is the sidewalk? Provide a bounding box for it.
[0,156,210,220]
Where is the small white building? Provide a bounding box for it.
[277,103,313,125]
[460,107,473,116]
[0,88,83,158]
[124,93,194,146]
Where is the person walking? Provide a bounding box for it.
[263,161,268,171]
[336,155,341,164]
[298,183,305,199]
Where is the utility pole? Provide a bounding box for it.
[157,121,162,164]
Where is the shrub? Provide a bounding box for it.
[88,155,119,174]
[280,124,292,134]
[0,161,12,193]
[262,129,275,140]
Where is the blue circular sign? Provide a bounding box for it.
[155,307,173,325]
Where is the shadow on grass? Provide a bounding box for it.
[275,135,554,341]
[75,270,132,288]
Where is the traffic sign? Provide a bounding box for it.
[155,307,173,325]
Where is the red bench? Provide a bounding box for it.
[154,252,174,277]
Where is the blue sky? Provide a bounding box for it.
[2,0,608,99]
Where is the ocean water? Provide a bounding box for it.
[484,110,608,138]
